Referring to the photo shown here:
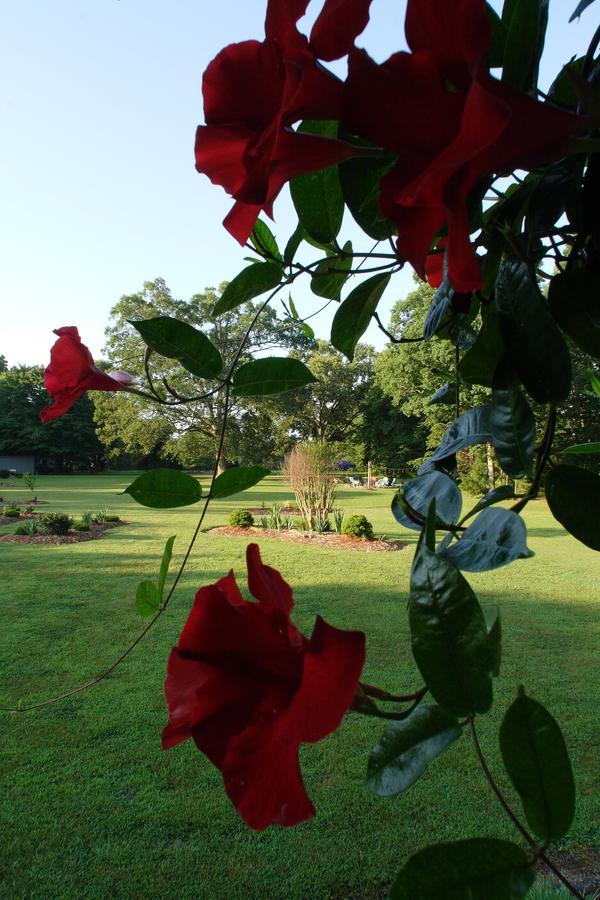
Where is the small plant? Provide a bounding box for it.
[342,514,373,539]
[14,524,29,535]
[38,512,73,535]
[267,503,283,530]
[74,522,91,532]
[25,506,34,513]
[229,509,254,528]
[312,510,331,533]
[20,519,38,536]
[93,508,109,524]
[105,514,120,522]
[2,506,21,518]
[23,472,38,494]
[332,507,344,534]
[81,511,93,526]
[283,515,294,530]
[259,515,269,529]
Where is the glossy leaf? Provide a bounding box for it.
[339,146,397,240]
[440,508,533,573]
[484,605,502,677]
[213,262,283,316]
[124,469,202,509]
[135,580,160,618]
[502,0,548,93]
[390,838,534,899]
[429,407,492,462]
[404,472,462,527]
[249,220,281,261]
[491,383,536,478]
[525,158,584,240]
[130,317,223,379]
[423,280,452,339]
[211,465,270,499]
[391,490,426,531]
[545,464,600,550]
[548,268,600,359]
[331,272,390,361]
[366,704,461,797]
[310,241,353,300]
[232,357,316,396]
[157,535,176,600]
[564,442,600,455]
[409,504,493,716]
[289,120,344,244]
[500,688,576,843]
[460,304,506,387]
[428,382,458,406]
[283,223,303,266]
[496,260,571,403]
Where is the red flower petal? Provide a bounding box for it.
[310,0,374,61]
[405,0,490,79]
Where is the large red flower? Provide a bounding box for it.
[195,0,354,244]
[162,543,365,830]
[343,0,588,291]
[40,326,134,422]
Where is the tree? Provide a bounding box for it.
[95,278,313,468]
[355,386,427,473]
[0,366,104,471]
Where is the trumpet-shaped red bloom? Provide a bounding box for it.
[162,543,365,830]
[343,0,588,291]
[195,0,354,244]
[40,327,134,423]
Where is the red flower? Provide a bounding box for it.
[195,0,354,244]
[162,543,365,830]
[40,327,134,422]
[343,0,588,291]
[425,238,447,288]
[309,0,374,62]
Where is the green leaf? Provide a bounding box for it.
[301,321,315,340]
[502,0,548,92]
[232,357,316,397]
[213,262,283,316]
[403,472,463,528]
[428,382,458,406]
[491,383,536,479]
[135,580,160,618]
[409,504,493,717]
[459,305,506,388]
[331,272,390,361]
[570,0,597,21]
[289,120,344,244]
[545,464,600,550]
[124,469,202,509]
[367,704,461,797]
[548,56,585,108]
[486,3,507,68]
[249,220,281,261]
[591,371,600,397]
[563,442,600,455]
[525,158,584,240]
[283,223,304,266]
[429,407,492,462]
[423,280,452,339]
[441,508,533,573]
[496,260,571,403]
[390,838,534,899]
[500,688,576,843]
[548,268,600,359]
[157,535,176,600]
[484,605,502,677]
[287,295,299,319]
[338,146,397,240]
[211,465,270,499]
[130,317,223,379]
[310,241,353,300]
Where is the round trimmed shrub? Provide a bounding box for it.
[342,514,373,539]
[229,509,254,528]
[39,512,73,535]
[2,507,20,518]
[14,525,29,535]
[105,514,120,523]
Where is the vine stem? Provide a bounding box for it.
[468,718,584,899]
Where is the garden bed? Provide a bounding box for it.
[206,525,407,551]
[0,521,126,545]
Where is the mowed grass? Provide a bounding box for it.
[1,474,598,899]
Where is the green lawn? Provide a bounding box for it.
[1,475,598,899]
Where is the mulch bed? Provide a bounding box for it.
[0,521,126,545]
[206,525,407,552]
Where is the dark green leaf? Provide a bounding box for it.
[441,508,533,573]
[339,145,397,240]
[130,317,223,379]
[289,120,344,244]
[502,0,548,92]
[462,485,516,525]
[428,382,458,406]
[429,407,492,462]
[409,504,493,716]
[213,262,283,316]
[570,0,597,21]
[545,464,600,550]
[331,273,390,361]
[486,4,507,68]
[496,260,572,403]
[390,838,534,899]
[548,56,586,108]
[525,158,584,240]
[459,305,506,387]
[367,704,461,797]
[563,442,600,454]
[211,465,270,499]
[310,241,353,300]
[491,383,536,479]
[500,688,576,842]
[158,535,176,600]
[124,469,202,509]
[392,490,427,531]
[548,268,600,359]
[283,223,304,266]
[301,321,315,340]
[423,280,452,339]
[249,220,281,261]
[592,371,600,397]
[484,605,502,677]
[404,472,462,527]
[232,357,316,396]
[135,580,160,618]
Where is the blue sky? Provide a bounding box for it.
[1,0,593,367]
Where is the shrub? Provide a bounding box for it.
[14,525,29,535]
[25,506,34,513]
[2,507,20,518]
[0,469,10,479]
[93,508,109,524]
[342,514,373,539]
[18,519,38,536]
[229,509,254,528]
[81,511,93,526]
[39,513,73,535]
[74,522,91,532]
[105,514,120,522]
[282,442,337,531]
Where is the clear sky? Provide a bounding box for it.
[1,0,593,367]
